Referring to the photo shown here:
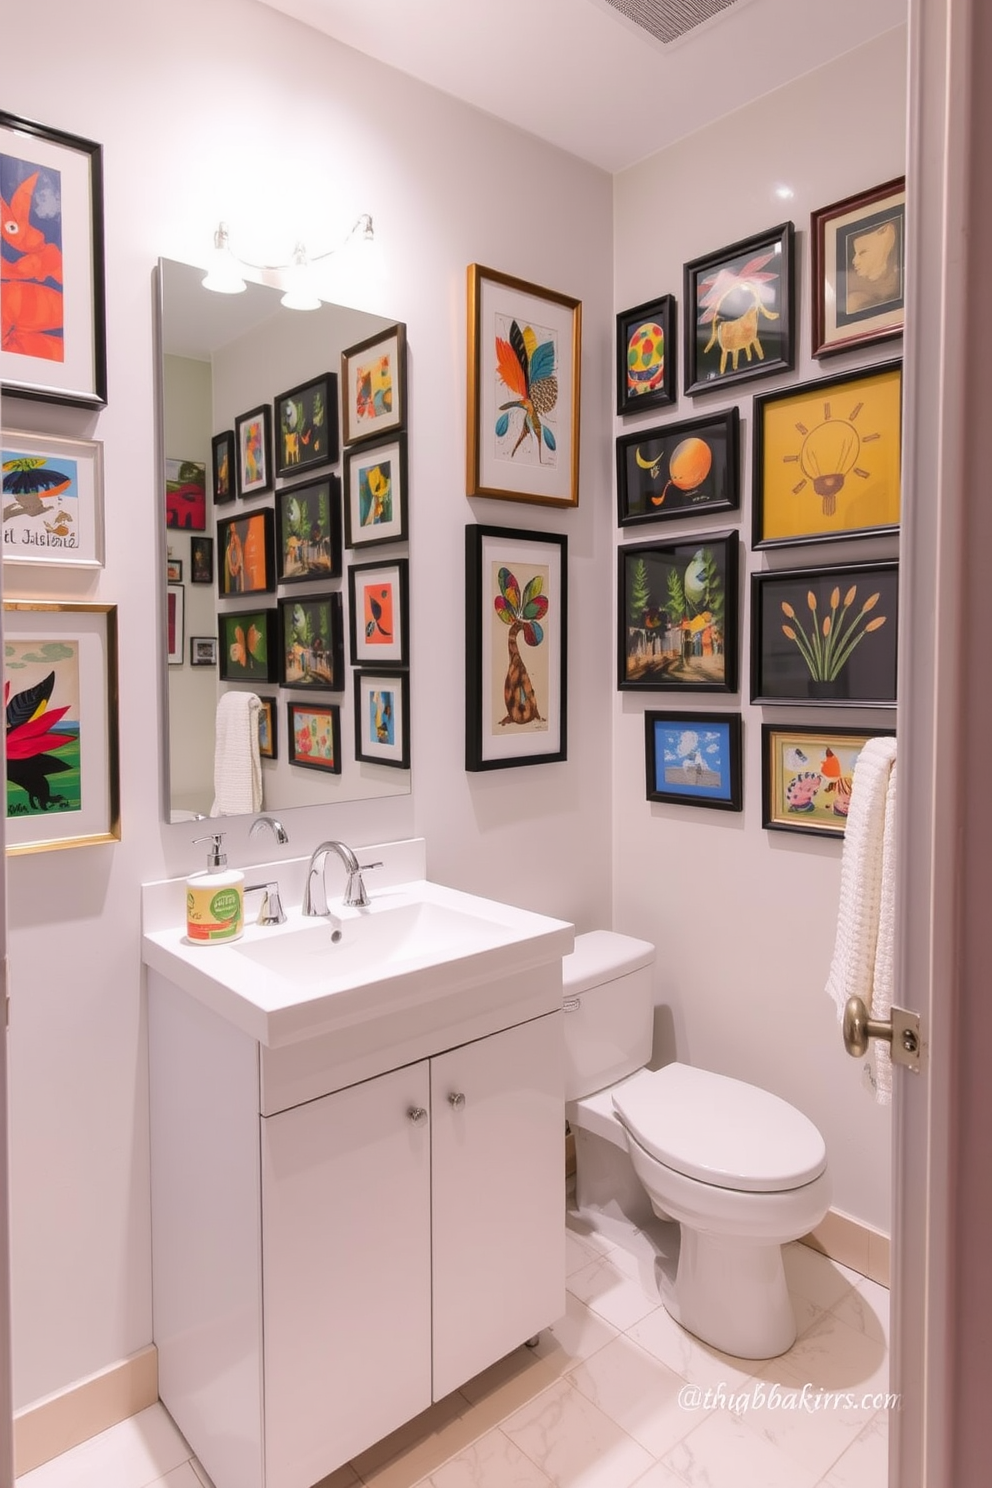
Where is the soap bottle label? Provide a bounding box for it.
[187,884,243,943]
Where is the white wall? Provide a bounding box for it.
[612,29,907,1230]
[1,0,614,1407]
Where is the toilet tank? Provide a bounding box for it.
[563,931,656,1101]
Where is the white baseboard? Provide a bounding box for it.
[13,1344,158,1477]
[802,1208,890,1287]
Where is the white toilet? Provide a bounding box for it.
[564,931,831,1360]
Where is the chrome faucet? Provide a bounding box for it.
[250,815,289,845]
[303,840,382,914]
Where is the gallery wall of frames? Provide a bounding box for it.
[615,178,905,837]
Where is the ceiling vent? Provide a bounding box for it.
[599,0,742,45]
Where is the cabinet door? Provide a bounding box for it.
[261,1061,432,1488]
[431,1012,564,1399]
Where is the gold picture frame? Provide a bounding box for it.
[466,264,581,507]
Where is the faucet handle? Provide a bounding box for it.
[244,881,287,925]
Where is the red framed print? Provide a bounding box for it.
[287,701,341,773]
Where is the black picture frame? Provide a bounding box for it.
[341,322,407,446]
[645,710,743,811]
[234,404,273,500]
[274,371,339,478]
[750,561,898,707]
[616,294,677,416]
[275,476,342,583]
[348,558,410,668]
[189,636,217,667]
[211,431,235,505]
[343,432,409,549]
[683,222,795,396]
[617,408,740,527]
[618,531,738,693]
[278,592,344,691]
[216,509,276,597]
[287,700,342,773]
[761,722,896,838]
[354,670,411,769]
[465,524,567,771]
[257,695,278,760]
[0,111,107,409]
[217,607,276,683]
[190,535,214,584]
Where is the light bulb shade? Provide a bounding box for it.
[202,225,246,294]
[280,247,320,311]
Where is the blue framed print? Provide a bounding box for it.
[645,710,742,811]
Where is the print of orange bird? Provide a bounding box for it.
[494,320,558,460]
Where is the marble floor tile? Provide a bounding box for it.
[502,1377,654,1488]
[153,1467,204,1488]
[566,1334,705,1459]
[625,1304,754,1393]
[771,1309,890,1400]
[829,1277,890,1349]
[784,1244,860,1313]
[566,1251,661,1332]
[16,1404,191,1488]
[419,1428,553,1487]
[817,1409,890,1487]
[661,1409,822,1488]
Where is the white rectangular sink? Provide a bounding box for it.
[142,875,574,1047]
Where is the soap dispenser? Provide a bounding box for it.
[186,833,245,944]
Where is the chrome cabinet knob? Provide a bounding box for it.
[447,1092,466,1109]
[407,1107,428,1126]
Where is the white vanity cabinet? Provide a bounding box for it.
[147,965,565,1488]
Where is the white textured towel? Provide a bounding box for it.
[824,736,898,1104]
[210,691,263,817]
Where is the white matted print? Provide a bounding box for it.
[354,671,410,769]
[341,323,406,446]
[2,430,104,567]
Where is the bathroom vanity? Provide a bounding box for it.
[142,840,573,1488]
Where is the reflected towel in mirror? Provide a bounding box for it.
[211,691,263,817]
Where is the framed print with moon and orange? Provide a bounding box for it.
[616,408,739,528]
[752,360,902,549]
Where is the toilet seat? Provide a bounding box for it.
[611,1063,827,1194]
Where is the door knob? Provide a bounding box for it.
[842,996,921,1071]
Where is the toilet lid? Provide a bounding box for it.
[611,1063,827,1193]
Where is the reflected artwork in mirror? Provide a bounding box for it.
[157,258,411,822]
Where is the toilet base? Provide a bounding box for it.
[571,1123,658,1233]
[664,1224,796,1359]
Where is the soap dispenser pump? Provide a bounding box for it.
[186,832,245,944]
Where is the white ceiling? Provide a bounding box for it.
[256,0,908,174]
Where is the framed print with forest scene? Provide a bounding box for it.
[466,264,581,507]
[0,112,107,409]
[279,593,344,690]
[217,509,275,596]
[616,294,676,416]
[751,561,898,706]
[341,323,406,446]
[343,433,408,548]
[812,177,905,357]
[465,524,567,771]
[217,606,275,683]
[274,371,338,477]
[684,222,795,396]
[616,408,740,528]
[618,531,738,693]
[645,711,742,812]
[761,723,896,838]
[354,670,410,769]
[4,601,120,855]
[348,559,409,668]
[276,477,341,582]
[287,700,340,773]
[753,361,902,548]
[2,429,105,567]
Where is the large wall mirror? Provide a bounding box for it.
[156,258,411,822]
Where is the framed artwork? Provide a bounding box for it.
[1,430,105,567]
[348,558,409,667]
[762,723,896,837]
[343,433,408,549]
[217,509,276,596]
[189,636,217,667]
[341,322,407,445]
[354,670,410,769]
[645,711,742,811]
[0,112,107,409]
[684,222,795,396]
[217,606,275,683]
[3,601,120,854]
[257,696,277,761]
[287,700,341,773]
[279,593,344,690]
[618,531,738,693]
[190,535,213,584]
[274,371,339,477]
[166,584,184,665]
[211,431,235,505]
[616,294,676,416]
[166,558,183,583]
[466,263,581,508]
[751,561,898,706]
[165,458,206,531]
[235,404,273,499]
[812,177,906,357]
[753,360,902,549]
[616,408,740,528]
[465,524,567,771]
[275,476,342,583]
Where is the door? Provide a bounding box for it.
[431,1012,564,1400]
[261,1061,432,1488]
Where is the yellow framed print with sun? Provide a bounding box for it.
[752,360,902,550]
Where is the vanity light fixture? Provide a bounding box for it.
[201,214,376,310]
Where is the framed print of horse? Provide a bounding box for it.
[683,222,795,396]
